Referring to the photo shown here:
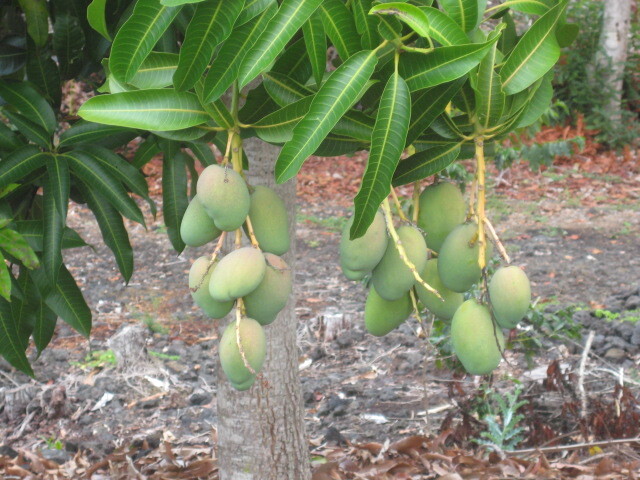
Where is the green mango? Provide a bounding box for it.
[340,210,388,276]
[219,317,266,386]
[196,164,250,231]
[247,186,290,255]
[209,247,266,302]
[489,266,531,329]
[372,225,428,300]
[188,256,234,318]
[364,286,412,336]
[416,259,463,320]
[438,222,493,293]
[451,299,504,375]
[244,253,292,326]
[417,181,466,252]
[180,195,222,247]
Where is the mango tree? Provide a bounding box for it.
[0,0,575,478]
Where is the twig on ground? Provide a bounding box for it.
[578,330,595,419]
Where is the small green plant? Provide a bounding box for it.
[70,350,117,371]
[594,309,621,322]
[41,436,64,450]
[495,137,585,171]
[296,213,348,232]
[474,385,527,452]
[139,313,169,335]
[148,350,181,361]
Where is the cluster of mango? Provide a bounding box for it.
[181,165,291,390]
[341,182,531,375]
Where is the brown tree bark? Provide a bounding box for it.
[592,0,633,123]
[216,138,310,480]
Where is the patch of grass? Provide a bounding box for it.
[613,221,635,238]
[486,195,511,223]
[306,239,321,248]
[70,350,117,370]
[542,226,566,237]
[41,436,64,450]
[141,313,170,335]
[594,309,620,322]
[297,213,347,232]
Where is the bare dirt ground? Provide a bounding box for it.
[1,142,640,478]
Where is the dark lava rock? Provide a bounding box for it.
[188,389,212,406]
[318,395,351,417]
[139,397,161,409]
[624,295,640,310]
[41,448,71,465]
[0,445,18,458]
[323,426,348,446]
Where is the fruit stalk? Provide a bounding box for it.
[381,198,443,301]
[484,217,510,264]
[190,231,227,292]
[390,188,408,222]
[475,137,487,270]
[412,182,420,224]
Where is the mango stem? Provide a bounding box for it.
[381,198,443,301]
[390,188,408,222]
[235,302,257,376]
[484,217,510,264]
[244,215,261,249]
[412,181,420,224]
[475,137,487,270]
[190,231,227,293]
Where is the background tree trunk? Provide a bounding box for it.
[216,138,310,480]
[592,0,632,122]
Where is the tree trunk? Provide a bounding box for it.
[216,138,310,480]
[593,0,632,122]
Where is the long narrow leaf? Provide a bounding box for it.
[78,182,134,282]
[128,52,179,89]
[392,142,461,185]
[0,146,47,190]
[18,0,49,47]
[264,72,314,106]
[0,298,33,376]
[42,167,66,282]
[78,89,209,131]
[275,50,378,183]
[3,111,51,149]
[0,80,57,134]
[173,0,244,91]
[87,0,111,40]
[238,0,322,87]
[500,1,567,95]
[0,229,40,269]
[302,12,326,87]
[33,301,57,354]
[162,148,188,252]
[58,121,135,148]
[318,0,360,61]
[110,0,182,82]
[13,221,87,252]
[369,2,430,38]
[419,6,468,46]
[236,0,275,26]
[351,71,410,239]
[475,39,505,129]
[352,0,378,50]
[439,0,482,32]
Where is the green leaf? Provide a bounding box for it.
[475,39,504,129]
[173,0,244,92]
[392,142,461,185]
[110,0,182,83]
[238,0,322,87]
[556,22,579,48]
[43,165,66,282]
[18,0,49,47]
[87,0,111,40]
[78,89,209,131]
[0,81,57,134]
[439,0,482,32]
[500,1,567,95]
[64,151,146,225]
[201,98,234,129]
[47,155,70,224]
[13,221,87,252]
[162,148,188,252]
[377,14,402,41]
[0,44,27,76]
[515,73,552,128]
[52,14,86,79]
[253,96,312,143]
[406,78,465,145]
[369,2,430,38]
[187,141,215,166]
[11,269,35,346]
[151,125,208,141]
[77,182,134,282]
[128,52,179,89]
[351,71,410,239]
[302,12,326,87]
[488,0,550,17]
[318,0,360,60]
[275,50,378,183]
[162,0,206,5]
[25,49,61,107]
[30,264,92,338]
[0,252,11,301]
[32,301,57,354]
[313,135,366,156]
[0,146,48,190]
[271,37,313,83]
[132,136,161,169]
[73,145,154,215]
[419,6,468,46]
[58,121,135,148]
[399,39,498,91]
[352,0,379,50]
[201,3,276,103]
[264,72,314,106]
[334,110,375,141]
[0,297,34,377]
[237,0,275,26]
[3,111,51,149]
[239,84,279,124]
[0,123,24,151]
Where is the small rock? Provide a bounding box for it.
[40,448,71,465]
[604,298,624,313]
[0,445,18,458]
[303,391,315,405]
[624,296,640,310]
[630,323,640,346]
[572,310,593,324]
[188,389,212,406]
[323,426,347,446]
[604,348,626,360]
